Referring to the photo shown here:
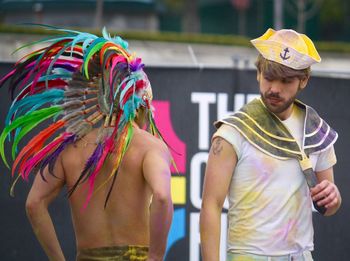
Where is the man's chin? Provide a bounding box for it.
[262,98,289,114]
[265,103,285,114]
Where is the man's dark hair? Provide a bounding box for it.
[255,54,311,80]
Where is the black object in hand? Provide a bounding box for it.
[313,199,326,215]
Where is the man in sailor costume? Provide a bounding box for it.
[200,28,342,261]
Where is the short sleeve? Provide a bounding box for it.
[212,124,244,160]
[314,145,337,172]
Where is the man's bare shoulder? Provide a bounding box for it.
[134,128,163,144]
[59,129,100,169]
[133,129,170,157]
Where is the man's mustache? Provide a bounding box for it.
[265,92,281,99]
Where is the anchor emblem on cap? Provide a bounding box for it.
[280,48,290,60]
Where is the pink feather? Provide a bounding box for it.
[83,132,116,208]
[20,133,71,179]
[109,56,127,85]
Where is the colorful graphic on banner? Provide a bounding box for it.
[152,93,259,261]
[153,101,187,259]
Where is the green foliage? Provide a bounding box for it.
[0,24,250,46]
[320,0,344,24]
[1,24,350,53]
[162,0,185,13]
[315,41,350,53]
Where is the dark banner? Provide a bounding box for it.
[0,63,349,261]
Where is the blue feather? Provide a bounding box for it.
[102,27,129,50]
[6,89,65,125]
[123,96,142,121]
[83,37,107,60]
[70,32,98,55]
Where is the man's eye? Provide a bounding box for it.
[282,78,293,84]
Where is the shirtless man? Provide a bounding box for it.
[26,115,173,261]
[0,27,173,261]
[26,112,173,260]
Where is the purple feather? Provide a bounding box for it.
[116,62,128,71]
[39,134,76,179]
[129,58,144,72]
[68,142,103,197]
[53,63,77,72]
[82,142,104,178]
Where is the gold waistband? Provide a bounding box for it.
[76,245,149,261]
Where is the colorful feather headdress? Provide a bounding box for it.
[0,25,163,207]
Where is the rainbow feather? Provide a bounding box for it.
[83,39,108,79]
[83,136,115,208]
[20,132,74,179]
[67,142,104,198]
[6,89,64,125]
[0,106,62,168]
[0,25,171,207]
[38,134,76,178]
[12,120,65,177]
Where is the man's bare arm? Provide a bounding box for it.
[311,167,342,216]
[26,156,66,261]
[200,137,237,261]
[143,146,173,261]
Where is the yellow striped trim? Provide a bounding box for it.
[235,111,295,142]
[224,123,290,160]
[223,116,302,156]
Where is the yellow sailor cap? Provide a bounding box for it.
[251,28,321,70]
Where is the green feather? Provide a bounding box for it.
[0,106,62,168]
[83,41,106,79]
[122,122,134,155]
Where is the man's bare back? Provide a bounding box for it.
[26,123,173,260]
[63,125,169,249]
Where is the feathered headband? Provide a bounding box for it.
[0,25,164,207]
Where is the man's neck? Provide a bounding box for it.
[132,120,141,129]
[275,104,294,121]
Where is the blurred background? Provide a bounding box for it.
[1,0,350,39]
[1,0,350,71]
[0,1,350,261]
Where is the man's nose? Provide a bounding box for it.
[269,81,281,94]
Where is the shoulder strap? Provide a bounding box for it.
[215,98,303,160]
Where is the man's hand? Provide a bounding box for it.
[310,179,341,216]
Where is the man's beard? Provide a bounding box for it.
[260,91,297,115]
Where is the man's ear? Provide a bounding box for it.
[134,106,147,128]
[256,71,261,82]
[299,76,309,90]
